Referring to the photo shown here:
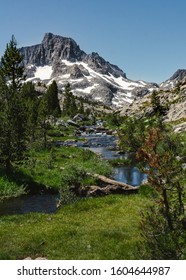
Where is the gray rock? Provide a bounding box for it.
[69,65,84,79]
[20,32,86,66]
[173,121,186,133]
[182,163,186,170]
[20,33,158,107]
[160,69,186,90]
[83,52,126,78]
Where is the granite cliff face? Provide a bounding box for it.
[20,33,158,106]
[21,33,86,66]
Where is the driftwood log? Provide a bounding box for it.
[78,173,139,197]
[88,173,138,190]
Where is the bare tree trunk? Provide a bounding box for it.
[162,187,173,230]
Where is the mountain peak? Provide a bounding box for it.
[160,69,186,89]
[42,32,76,46]
[169,69,186,81]
[20,32,86,66]
[42,32,54,42]
[20,32,158,107]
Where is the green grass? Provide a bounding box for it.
[180,130,186,141]
[0,193,150,260]
[0,145,112,199]
[0,176,26,200]
[20,146,112,191]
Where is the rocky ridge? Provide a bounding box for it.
[160,69,186,90]
[20,33,186,125]
[119,73,186,130]
[20,33,158,107]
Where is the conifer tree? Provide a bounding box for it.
[78,100,85,115]
[151,91,165,117]
[21,82,39,143]
[45,80,61,117]
[37,95,49,149]
[0,36,27,174]
[0,35,25,92]
[137,128,186,259]
[62,83,78,117]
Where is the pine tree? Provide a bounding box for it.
[62,83,71,116]
[37,95,49,149]
[62,83,78,117]
[21,82,39,143]
[45,80,61,117]
[0,35,25,92]
[151,90,166,117]
[78,100,85,115]
[0,36,27,174]
[21,81,37,99]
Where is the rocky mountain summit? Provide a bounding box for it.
[20,33,158,107]
[20,32,186,125]
[160,69,186,90]
[21,33,86,66]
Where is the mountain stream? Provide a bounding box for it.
[0,131,146,216]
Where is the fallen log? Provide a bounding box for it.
[70,173,139,197]
[86,172,139,191]
[84,184,138,197]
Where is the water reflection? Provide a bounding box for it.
[0,194,59,216]
[114,166,147,186]
[0,133,146,216]
[83,137,147,186]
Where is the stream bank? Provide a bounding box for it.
[0,126,146,216]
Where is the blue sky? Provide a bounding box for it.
[0,0,186,83]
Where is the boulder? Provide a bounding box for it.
[173,121,186,133]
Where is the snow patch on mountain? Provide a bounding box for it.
[76,84,99,94]
[35,66,53,80]
[60,60,147,93]
[21,33,159,107]
[26,65,53,81]
[160,70,186,90]
[160,80,175,89]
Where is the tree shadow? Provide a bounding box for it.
[0,167,57,195]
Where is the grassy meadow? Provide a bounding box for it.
[0,190,151,260]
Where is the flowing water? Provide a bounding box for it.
[0,132,146,216]
[79,134,147,186]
